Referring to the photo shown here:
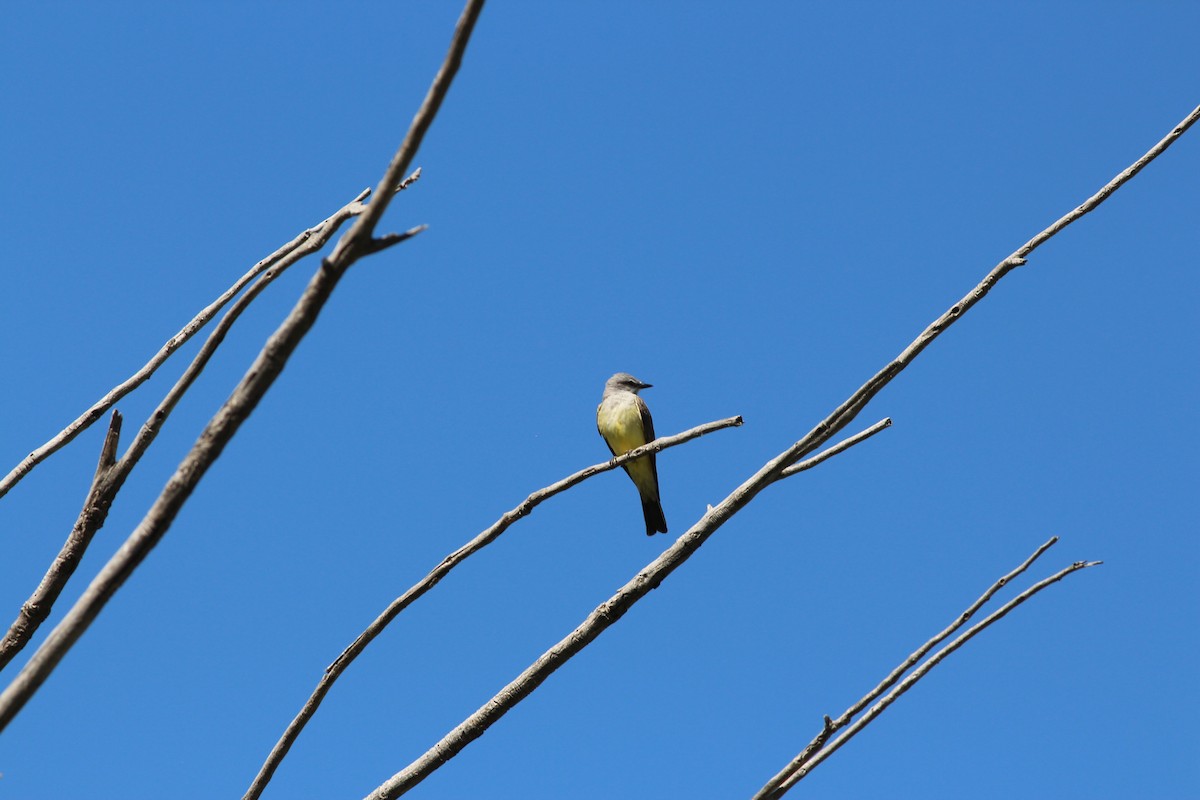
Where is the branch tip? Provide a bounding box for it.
[366,224,430,255]
[395,168,423,193]
[96,410,123,475]
[245,411,739,800]
[780,417,891,478]
[753,540,1103,798]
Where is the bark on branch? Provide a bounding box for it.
[0,184,393,504]
[243,414,742,800]
[0,411,123,670]
[362,421,890,799]
[361,102,1199,799]
[0,173,420,674]
[753,538,1102,798]
[0,0,486,733]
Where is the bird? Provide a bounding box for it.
[596,372,668,535]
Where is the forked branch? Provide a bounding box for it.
[0,0,486,733]
[0,170,421,673]
[243,414,742,800]
[0,411,123,671]
[753,539,1102,798]
[363,420,891,799]
[362,103,1198,799]
[0,185,378,503]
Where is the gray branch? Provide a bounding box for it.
[0,411,123,670]
[242,414,742,800]
[0,0,485,733]
[361,102,1199,799]
[754,539,1102,798]
[780,418,891,477]
[0,184,393,504]
[362,422,890,799]
[0,173,421,673]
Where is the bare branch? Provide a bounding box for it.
[361,105,1197,798]
[0,1,484,732]
[359,425,872,800]
[788,101,1200,465]
[329,1,485,264]
[395,167,423,194]
[243,414,741,800]
[0,164,429,506]
[757,550,1102,798]
[0,269,286,669]
[362,224,430,256]
[1014,107,1200,259]
[0,411,122,671]
[753,537,1061,797]
[0,187,391,504]
[838,536,1059,724]
[0,173,419,670]
[780,418,891,478]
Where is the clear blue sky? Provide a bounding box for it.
[1,4,1197,798]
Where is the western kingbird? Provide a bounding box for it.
[596,372,668,535]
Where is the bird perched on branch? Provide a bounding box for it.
[596,372,668,535]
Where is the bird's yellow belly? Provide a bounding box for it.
[598,398,647,454]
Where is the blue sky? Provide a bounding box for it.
[1,3,1197,798]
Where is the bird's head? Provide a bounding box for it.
[605,372,652,394]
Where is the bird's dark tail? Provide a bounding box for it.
[642,498,668,536]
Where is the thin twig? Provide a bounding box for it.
[0,175,422,671]
[0,0,483,733]
[362,420,886,800]
[0,187,377,503]
[0,168,427,505]
[758,554,1103,798]
[362,224,430,255]
[842,536,1057,722]
[787,101,1200,467]
[780,418,891,477]
[242,414,741,800]
[0,412,122,671]
[361,104,1197,799]
[329,2,484,263]
[751,536,1060,799]
[0,269,288,670]
[745,103,1200,781]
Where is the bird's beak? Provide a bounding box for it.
[639,382,653,390]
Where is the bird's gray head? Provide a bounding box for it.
[604,372,652,396]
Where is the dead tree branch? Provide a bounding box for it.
[243,414,742,800]
[362,420,891,799]
[754,539,1102,798]
[0,183,397,504]
[780,418,891,478]
[0,169,421,672]
[0,0,486,733]
[361,103,1198,799]
[0,412,123,670]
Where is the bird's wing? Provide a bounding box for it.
[637,397,656,443]
[634,395,660,488]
